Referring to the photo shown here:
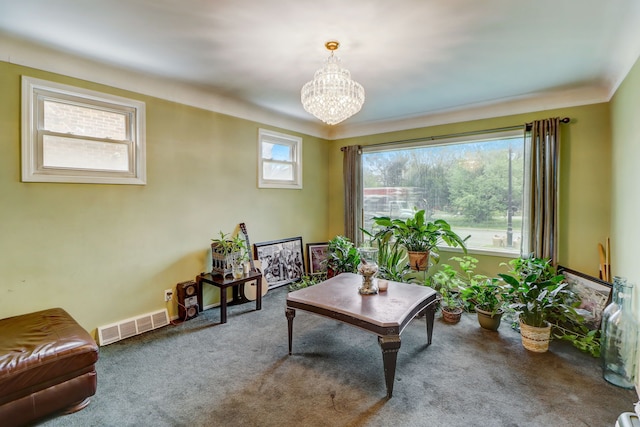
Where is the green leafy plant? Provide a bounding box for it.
[371,209,469,262]
[499,257,581,328]
[429,260,467,313]
[325,235,360,276]
[449,255,506,315]
[288,272,327,291]
[554,324,601,357]
[211,231,247,260]
[361,227,411,282]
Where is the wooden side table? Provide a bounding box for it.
[196,270,263,324]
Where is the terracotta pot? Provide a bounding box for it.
[407,251,429,271]
[475,307,504,331]
[441,306,462,324]
[519,320,551,352]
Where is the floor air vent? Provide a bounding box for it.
[97,309,170,346]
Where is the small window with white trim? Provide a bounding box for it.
[21,76,146,184]
[258,128,302,189]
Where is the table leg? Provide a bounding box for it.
[378,335,401,398]
[196,275,204,312]
[220,287,228,324]
[256,276,262,311]
[286,308,296,355]
[425,301,435,346]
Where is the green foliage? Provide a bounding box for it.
[371,209,469,254]
[211,231,247,260]
[361,227,411,282]
[288,272,327,291]
[499,257,582,328]
[554,325,601,358]
[326,235,360,275]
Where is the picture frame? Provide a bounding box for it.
[253,237,304,289]
[306,242,329,275]
[557,265,612,330]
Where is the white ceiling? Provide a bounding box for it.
[1,0,639,138]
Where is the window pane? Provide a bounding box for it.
[43,135,130,171]
[263,161,293,181]
[44,100,127,140]
[362,135,524,254]
[262,142,292,161]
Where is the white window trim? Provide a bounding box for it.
[21,76,146,185]
[258,128,302,189]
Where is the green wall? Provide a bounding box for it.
[327,104,612,278]
[0,62,330,334]
[611,56,640,283]
[610,55,640,391]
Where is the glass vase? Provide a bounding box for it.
[601,278,638,388]
[357,247,379,295]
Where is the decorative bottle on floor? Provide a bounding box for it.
[601,278,638,388]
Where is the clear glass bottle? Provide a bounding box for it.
[600,276,625,361]
[357,247,379,295]
[601,278,638,388]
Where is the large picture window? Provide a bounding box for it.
[22,76,146,184]
[361,131,525,255]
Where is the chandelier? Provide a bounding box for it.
[301,41,365,125]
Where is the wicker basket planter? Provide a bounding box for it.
[211,243,242,277]
[519,320,552,352]
[441,306,463,324]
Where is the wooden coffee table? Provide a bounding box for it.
[285,273,437,398]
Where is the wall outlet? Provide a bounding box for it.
[164,289,173,302]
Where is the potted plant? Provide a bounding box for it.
[325,235,360,278]
[429,260,469,324]
[211,231,247,278]
[461,277,507,331]
[371,209,469,271]
[439,285,464,324]
[499,257,582,352]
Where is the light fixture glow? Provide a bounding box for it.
[301,41,365,125]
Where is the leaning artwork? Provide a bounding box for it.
[558,265,612,329]
[253,237,304,288]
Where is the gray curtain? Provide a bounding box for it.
[342,145,362,244]
[522,118,561,262]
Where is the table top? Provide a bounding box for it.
[286,273,437,329]
[198,270,262,286]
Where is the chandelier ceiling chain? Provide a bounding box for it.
[301,40,365,126]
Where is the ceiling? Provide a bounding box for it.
[1,0,640,138]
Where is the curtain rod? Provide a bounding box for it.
[340,117,570,151]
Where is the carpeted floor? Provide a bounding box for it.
[38,285,637,427]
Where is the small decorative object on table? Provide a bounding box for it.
[357,246,379,294]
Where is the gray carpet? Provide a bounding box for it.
[38,285,637,427]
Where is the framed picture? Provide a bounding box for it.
[557,265,612,330]
[306,242,328,275]
[253,237,304,288]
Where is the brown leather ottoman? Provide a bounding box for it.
[0,308,99,427]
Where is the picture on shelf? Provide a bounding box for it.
[558,265,612,329]
[253,237,304,288]
[306,242,328,275]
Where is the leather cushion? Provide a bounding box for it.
[0,308,99,405]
